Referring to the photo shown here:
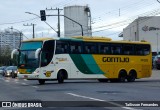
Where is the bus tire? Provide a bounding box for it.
[109,79,118,83]
[156,65,160,70]
[127,70,137,82]
[38,79,45,85]
[98,79,108,82]
[118,70,127,82]
[57,71,64,83]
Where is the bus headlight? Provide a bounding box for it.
[33,72,37,74]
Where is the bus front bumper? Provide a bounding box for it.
[17,73,40,79]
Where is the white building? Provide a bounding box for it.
[120,16,160,52]
[64,5,92,37]
[0,30,22,54]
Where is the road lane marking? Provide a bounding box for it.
[32,86,39,88]
[23,79,28,81]
[4,80,10,82]
[22,83,28,85]
[15,81,19,84]
[67,93,105,101]
[66,93,142,110]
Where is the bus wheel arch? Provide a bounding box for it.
[57,69,68,83]
[127,69,137,82]
[118,69,127,82]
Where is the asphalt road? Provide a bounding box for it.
[0,70,160,110]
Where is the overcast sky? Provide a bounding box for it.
[0,0,160,40]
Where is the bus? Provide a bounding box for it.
[11,36,152,84]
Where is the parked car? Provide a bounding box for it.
[153,55,160,70]
[152,56,156,69]
[0,66,7,75]
[4,66,17,77]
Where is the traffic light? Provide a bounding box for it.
[40,10,46,21]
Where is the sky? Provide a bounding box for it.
[0,0,160,40]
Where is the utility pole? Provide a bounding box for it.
[46,7,63,37]
[23,23,36,38]
[119,8,121,16]
[157,33,159,54]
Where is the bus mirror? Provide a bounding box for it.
[11,49,19,59]
[35,48,41,59]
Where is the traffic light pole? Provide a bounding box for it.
[46,8,63,37]
[46,14,84,36]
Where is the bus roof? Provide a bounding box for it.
[72,36,112,41]
[22,36,150,45]
[22,37,55,42]
[71,36,150,44]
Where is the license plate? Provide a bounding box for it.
[24,75,28,78]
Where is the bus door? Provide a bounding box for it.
[40,40,55,78]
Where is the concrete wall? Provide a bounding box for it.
[123,16,160,52]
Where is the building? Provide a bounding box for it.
[64,5,92,37]
[0,29,22,55]
[120,16,160,52]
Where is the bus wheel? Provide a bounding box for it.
[118,71,127,82]
[98,79,108,82]
[38,79,45,85]
[57,71,64,83]
[109,79,118,83]
[127,70,136,82]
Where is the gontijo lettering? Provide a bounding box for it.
[102,57,129,62]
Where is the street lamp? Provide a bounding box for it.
[9,27,24,48]
[25,12,58,36]
[61,15,84,36]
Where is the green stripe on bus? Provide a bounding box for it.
[81,55,104,74]
[69,54,105,74]
[69,54,92,74]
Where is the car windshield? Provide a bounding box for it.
[0,66,6,70]
[6,66,17,70]
[19,41,42,68]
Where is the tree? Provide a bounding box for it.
[0,45,12,66]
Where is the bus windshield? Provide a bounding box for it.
[19,42,42,68]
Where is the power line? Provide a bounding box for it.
[0,17,38,26]
[92,0,157,24]
[92,8,160,32]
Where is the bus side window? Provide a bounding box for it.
[56,41,69,54]
[84,42,97,54]
[135,45,143,55]
[84,46,89,54]
[70,41,82,54]
[123,45,134,55]
[111,44,122,55]
[99,44,110,54]
[143,45,150,55]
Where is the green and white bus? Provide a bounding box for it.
[11,36,152,84]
